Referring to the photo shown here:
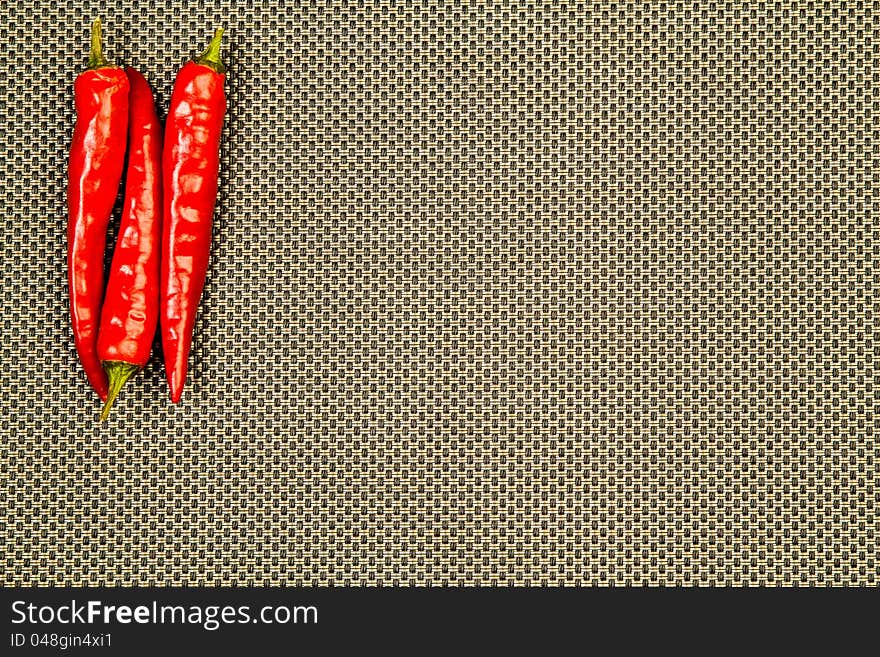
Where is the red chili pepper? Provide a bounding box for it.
[161,29,227,403]
[97,67,163,421]
[67,19,129,401]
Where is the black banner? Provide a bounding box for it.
[0,587,874,653]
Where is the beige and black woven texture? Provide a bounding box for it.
[1,2,878,586]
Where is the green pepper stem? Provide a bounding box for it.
[100,361,140,422]
[87,18,110,69]
[196,28,227,74]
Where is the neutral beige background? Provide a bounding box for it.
[1,1,877,585]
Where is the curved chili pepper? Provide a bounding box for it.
[97,67,163,421]
[68,19,129,401]
[161,28,227,403]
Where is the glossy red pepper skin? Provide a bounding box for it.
[96,68,163,420]
[161,30,227,403]
[67,21,129,401]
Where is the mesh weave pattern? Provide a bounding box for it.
[1,1,877,585]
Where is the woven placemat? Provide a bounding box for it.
[1,2,877,585]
